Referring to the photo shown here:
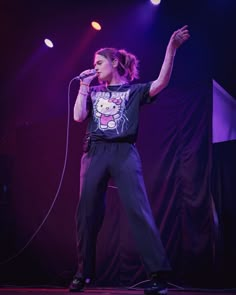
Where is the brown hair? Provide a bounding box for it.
[95,48,139,82]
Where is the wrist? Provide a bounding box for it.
[80,81,90,87]
[167,43,176,55]
[79,82,90,94]
[79,92,89,96]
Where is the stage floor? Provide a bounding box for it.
[0,287,236,295]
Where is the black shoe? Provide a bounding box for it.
[69,276,85,292]
[144,279,168,295]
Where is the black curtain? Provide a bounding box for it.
[211,140,236,287]
[141,81,214,286]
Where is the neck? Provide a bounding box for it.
[107,73,128,86]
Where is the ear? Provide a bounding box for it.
[112,58,119,68]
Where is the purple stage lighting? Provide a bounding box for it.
[44,39,54,48]
[150,0,161,5]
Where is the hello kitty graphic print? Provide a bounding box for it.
[92,89,130,133]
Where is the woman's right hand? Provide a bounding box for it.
[79,69,98,84]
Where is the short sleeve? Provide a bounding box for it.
[139,81,158,105]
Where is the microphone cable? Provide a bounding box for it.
[0,77,77,265]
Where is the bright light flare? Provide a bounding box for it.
[150,0,161,5]
[91,21,102,31]
[44,38,54,48]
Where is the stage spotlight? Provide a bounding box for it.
[150,0,161,5]
[91,21,102,31]
[44,39,54,48]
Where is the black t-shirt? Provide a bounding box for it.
[86,82,155,143]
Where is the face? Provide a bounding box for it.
[94,54,114,82]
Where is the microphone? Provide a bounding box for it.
[77,69,97,80]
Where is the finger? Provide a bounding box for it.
[180,30,190,37]
[179,25,188,31]
[172,30,181,38]
[183,32,190,38]
[181,33,190,39]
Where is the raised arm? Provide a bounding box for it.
[149,25,190,97]
[74,70,97,122]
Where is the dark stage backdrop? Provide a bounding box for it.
[211,140,236,287]
[0,80,214,288]
[1,0,236,290]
